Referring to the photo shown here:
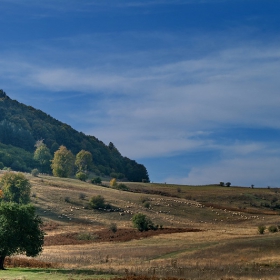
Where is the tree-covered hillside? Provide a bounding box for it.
[0,90,149,182]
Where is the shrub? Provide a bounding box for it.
[258,225,266,234]
[144,201,150,208]
[220,182,225,186]
[0,162,4,170]
[268,225,278,233]
[109,223,118,233]
[177,187,181,193]
[31,169,39,177]
[140,196,149,203]
[115,183,129,191]
[79,193,86,200]
[89,195,106,209]
[76,172,88,181]
[91,177,102,184]
[64,196,70,203]
[225,182,231,187]
[132,213,156,232]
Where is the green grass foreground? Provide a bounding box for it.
[0,268,114,280]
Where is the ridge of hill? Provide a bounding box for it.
[0,90,149,182]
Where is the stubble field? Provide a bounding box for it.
[1,172,280,280]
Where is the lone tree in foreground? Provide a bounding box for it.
[0,202,44,270]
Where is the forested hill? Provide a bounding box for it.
[0,90,149,182]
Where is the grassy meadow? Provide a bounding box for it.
[1,171,280,279]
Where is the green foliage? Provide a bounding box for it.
[34,142,52,173]
[258,225,266,234]
[51,146,75,178]
[225,182,231,187]
[0,162,4,170]
[220,182,225,186]
[110,172,125,179]
[76,171,88,181]
[75,150,93,172]
[0,172,31,204]
[0,143,36,173]
[144,201,150,208]
[31,168,40,177]
[0,202,44,269]
[91,177,102,184]
[115,183,129,191]
[132,213,156,232]
[89,195,106,209]
[268,225,278,233]
[0,90,150,182]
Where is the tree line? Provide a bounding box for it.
[0,90,149,182]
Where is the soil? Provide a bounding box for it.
[44,227,201,246]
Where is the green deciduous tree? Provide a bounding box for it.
[89,195,106,209]
[34,142,52,173]
[51,146,75,178]
[0,202,44,269]
[91,177,102,185]
[132,213,155,232]
[0,172,31,204]
[75,150,93,172]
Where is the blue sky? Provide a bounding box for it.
[0,0,280,187]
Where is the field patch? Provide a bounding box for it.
[44,228,202,246]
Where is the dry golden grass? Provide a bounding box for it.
[3,172,280,279]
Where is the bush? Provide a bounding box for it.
[220,182,225,186]
[258,225,266,234]
[268,225,278,233]
[140,196,149,203]
[144,201,150,208]
[89,195,106,209]
[91,177,102,184]
[115,183,129,191]
[109,223,118,233]
[76,172,88,181]
[64,196,70,203]
[79,193,86,200]
[225,182,231,187]
[31,169,39,177]
[132,213,156,232]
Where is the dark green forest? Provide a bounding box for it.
[0,90,149,182]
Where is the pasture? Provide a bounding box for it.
[1,173,280,279]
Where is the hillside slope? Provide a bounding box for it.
[0,90,149,181]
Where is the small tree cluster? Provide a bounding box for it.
[0,172,31,204]
[91,177,102,185]
[89,195,111,210]
[132,213,157,232]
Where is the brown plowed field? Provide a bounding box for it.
[44,227,201,246]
